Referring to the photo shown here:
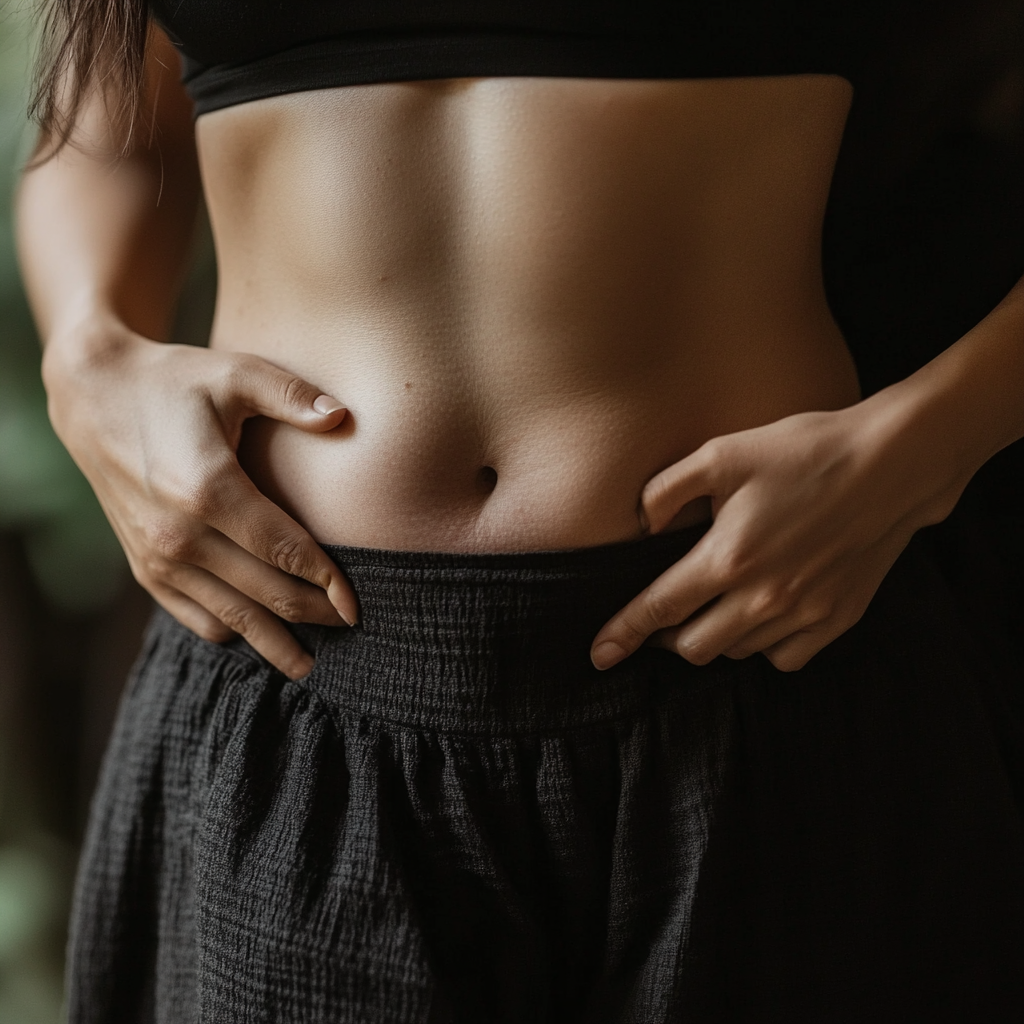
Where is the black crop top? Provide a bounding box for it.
[150,1,883,116]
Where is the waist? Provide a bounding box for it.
[230,310,858,551]
[158,526,727,733]
[285,525,722,732]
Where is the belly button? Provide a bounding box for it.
[478,466,498,494]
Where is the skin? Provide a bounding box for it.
[16,28,1024,680]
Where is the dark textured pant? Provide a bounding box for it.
[66,528,1024,1023]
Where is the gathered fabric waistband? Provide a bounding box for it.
[260,524,718,733]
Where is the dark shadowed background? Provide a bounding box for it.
[0,0,1021,1019]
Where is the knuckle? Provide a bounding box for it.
[219,603,261,637]
[271,593,308,624]
[177,482,216,522]
[640,586,680,630]
[675,634,715,666]
[698,436,721,461]
[144,519,197,564]
[135,553,169,587]
[613,620,647,649]
[176,461,236,521]
[698,435,726,469]
[282,373,313,409]
[709,543,753,586]
[215,353,254,395]
[749,584,790,621]
[268,532,313,579]
[642,473,672,514]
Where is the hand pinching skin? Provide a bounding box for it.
[592,385,980,672]
[42,321,358,678]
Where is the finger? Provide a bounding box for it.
[168,569,316,679]
[590,548,724,670]
[641,441,721,534]
[645,588,771,665]
[176,462,360,625]
[720,615,804,660]
[151,585,237,645]
[762,628,834,673]
[220,354,348,434]
[647,577,813,664]
[717,592,835,660]
[654,608,797,664]
[184,527,349,628]
[763,601,871,673]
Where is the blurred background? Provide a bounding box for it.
[1,3,214,1018]
[0,0,1021,1020]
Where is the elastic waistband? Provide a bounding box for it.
[279,525,717,733]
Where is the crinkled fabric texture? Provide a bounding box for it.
[66,530,1024,1023]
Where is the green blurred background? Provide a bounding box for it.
[1,4,110,1020]
[0,0,1021,1020]
[1,3,213,1018]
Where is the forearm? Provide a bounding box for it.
[15,29,200,348]
[859,273,1024,529]
[17,146,200,347]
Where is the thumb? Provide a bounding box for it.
[641,442,719,534]
[229,356,347,433]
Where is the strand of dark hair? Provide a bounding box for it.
[29,0,149,159]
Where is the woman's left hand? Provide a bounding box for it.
[591,395,965,672]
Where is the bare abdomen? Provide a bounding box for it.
[201,74,859,551]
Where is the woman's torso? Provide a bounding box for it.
[199,74,859,551]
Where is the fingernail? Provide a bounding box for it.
[591,641,626,671]
[334,599,358,627]
[313,394,345,416]
[327,581,359,627]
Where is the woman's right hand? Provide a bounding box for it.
[42,312,359,679]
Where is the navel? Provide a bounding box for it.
[477,465,498,494]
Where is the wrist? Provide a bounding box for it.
[42,305,145,384]
[848,372,984,533]
[40,308,156,445]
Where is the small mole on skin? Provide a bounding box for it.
[404,381,412,389]
[478,465,498,493]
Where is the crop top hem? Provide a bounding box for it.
[181,29,855,117]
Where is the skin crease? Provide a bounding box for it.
[16,28,1024,678]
